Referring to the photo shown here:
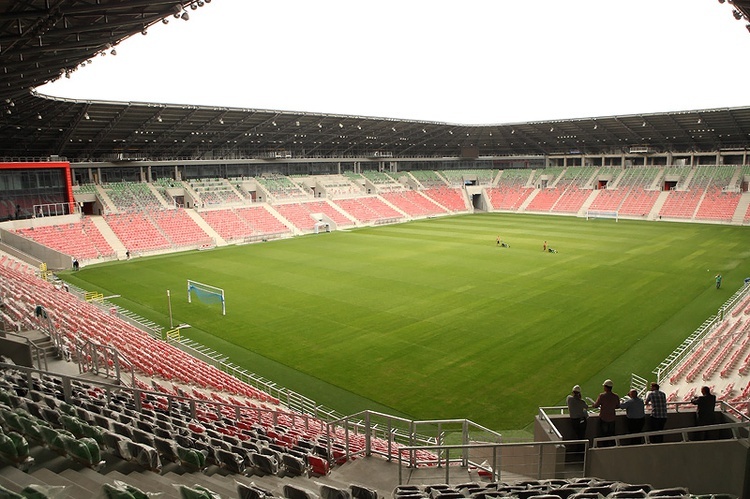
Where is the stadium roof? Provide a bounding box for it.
[2,0,750,162]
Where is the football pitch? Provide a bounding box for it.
[60,213,750,431]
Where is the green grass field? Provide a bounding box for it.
[59,213,750,431]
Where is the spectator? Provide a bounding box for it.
[690,386,717,440]
[620,389,646,444]
[566,385,588,441]
[593,379,620,442]
[645,382,668,443]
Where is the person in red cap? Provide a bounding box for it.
[593,379,620,442]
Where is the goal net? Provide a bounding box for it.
[187,279,226,315]
[586,210,618,222]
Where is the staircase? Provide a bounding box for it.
[731,192,750,224]
[89,216,127,259]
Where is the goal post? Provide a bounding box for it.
[187,279,226,315]
[586,210,618,222]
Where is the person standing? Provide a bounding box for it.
[690,386,717,440]
[645,382,668,443]
[72,257,79,271]
[566,385,588,441]
[715,274,722,289]
[620,389,646,444]
[543,240,548,252]
[593,379,620,442]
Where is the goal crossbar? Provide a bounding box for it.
[586,210,618,222]
[187,279,226,315]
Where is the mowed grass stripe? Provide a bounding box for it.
[61,213,750,430]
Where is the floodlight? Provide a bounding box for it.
[733,9,742,19]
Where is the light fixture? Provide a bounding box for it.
[110,48,116,55]
[733,9,742,20]
[84,112,90,120]
[746,23,750,33]
[37,114,42,120]
[141,28,148,35]
[181,11,189,20]
[190,3,198,10]
[162,18,169,24]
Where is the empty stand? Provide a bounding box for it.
[12,218,115,261]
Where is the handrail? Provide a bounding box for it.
[540,399,746,421]
[325,410,501,466]
[653,283,750,382]
[395,440,588,484]
[592,420,750,448]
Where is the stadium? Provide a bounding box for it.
[1,1,750,498]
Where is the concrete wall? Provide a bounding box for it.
[537,411,750,497]
[0,336,33,367]
[0,228,70,270]
[588,439,749,496]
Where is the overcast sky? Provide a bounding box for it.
[39,0,750,125]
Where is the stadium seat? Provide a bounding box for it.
[350,485,379,499]
[283,484,319,499]
[320,484,351,499]
[249,451,279,475]
[306,454,330,476]
[237,482,277,499]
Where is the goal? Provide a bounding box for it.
[187,279,226,315]
[586,210,618,222]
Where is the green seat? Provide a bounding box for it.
[63,435,102,468]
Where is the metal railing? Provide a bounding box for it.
[325,410,501,467]
[592,420,750,448]
[395,440,588,484]
[652,282,750,382]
